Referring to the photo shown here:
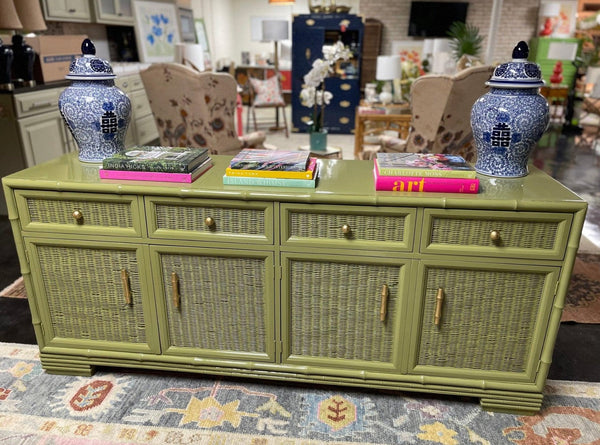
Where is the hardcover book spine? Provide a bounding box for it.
[374,171,479,194]
[226,158,317,179]
[99,169,196,182]
[376,166,477,178]
[99,162,212,183]
[222,175,316,188]
[102,161,190,173]
[102,154,208,173]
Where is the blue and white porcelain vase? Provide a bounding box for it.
[59,39,131,163]
[471,41,549,177]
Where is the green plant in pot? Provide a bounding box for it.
[447,21,484,69]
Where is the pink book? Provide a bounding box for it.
[373,163,479,194]
[100,160,213,183]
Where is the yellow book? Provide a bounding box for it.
[226,157,317,179]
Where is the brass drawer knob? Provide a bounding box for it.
[72,210,83,223]
[204,216,215,228]
[341,224,351,235]
[490,230,501,242]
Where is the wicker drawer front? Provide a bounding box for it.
[153,246,275,361]
[147,198,273,244]
[421,209,572,260]
[281,203,415,252]
[409,261,557,379]
[15,190,142,237]
[27,239,158,353]
[282,253,409,371]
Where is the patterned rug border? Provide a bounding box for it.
[0,342,599,445]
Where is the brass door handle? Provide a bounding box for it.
[380,284,388,322]
[121,269,131,305]
[341,224,351,235]
[490,230,501,242]
[204,216,215,228]
[434,288,444,326]
[171,272,180,308]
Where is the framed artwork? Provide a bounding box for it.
[133,1,181,63]
[194,18,212,70]
[178,7,196,43]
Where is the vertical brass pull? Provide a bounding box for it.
[121,269,131,305]
[380,284,388,322]
[171,272,180,308]
[434,288,444,326]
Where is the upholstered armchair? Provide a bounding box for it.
[140,63,266,156]
[379,65,494,162]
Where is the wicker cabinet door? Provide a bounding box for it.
[152,246,275,363]
[281,253,410,374]
[25,238,159,354]
[408,260,559,382]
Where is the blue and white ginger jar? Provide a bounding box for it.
[471,41,549,177]
[59,38,131,163]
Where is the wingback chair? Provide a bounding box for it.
[380,65,494,162]
[140,63,266,156]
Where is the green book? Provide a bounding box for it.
[375,153,476,178]
[102,146,209,173]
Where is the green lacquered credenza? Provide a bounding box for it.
[2,153,587,414]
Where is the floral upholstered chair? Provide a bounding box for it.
[379,65,494,162]
[140,63,266,155]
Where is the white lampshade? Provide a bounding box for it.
[176,43,205,72]
[540,3,561,17]
[432,38,451,54]
[14,0,47,31]
[423,39,434,56]
[0,0,23,30]
[376,55,401,81]
[262,20,289,42]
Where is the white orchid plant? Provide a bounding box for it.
[300,41,352,133]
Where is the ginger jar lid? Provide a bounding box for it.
[66,38,116,80]
[486,41,545,89]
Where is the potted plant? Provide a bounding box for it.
[447,21,484,68]
[299,41,351,151]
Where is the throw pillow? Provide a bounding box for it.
[250,75,284,106]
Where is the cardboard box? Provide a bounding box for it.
[27,35,87,83]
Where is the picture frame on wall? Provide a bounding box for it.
[194,18,212,70]
[178,7,196,43]
[133,1,181,63]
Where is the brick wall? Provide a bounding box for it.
[358,0,541,64]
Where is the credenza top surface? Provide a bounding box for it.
[2,153,586,212]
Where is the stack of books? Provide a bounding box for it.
[373,153,479,194]
[99,146,213,183]
[223,149,318,188]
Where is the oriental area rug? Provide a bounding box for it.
[0,342,598,445]
[2,252,600,323]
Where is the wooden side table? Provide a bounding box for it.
[354,112,412,159]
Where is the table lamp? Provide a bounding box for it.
[376,55,401,105]
[261,19,289,73]
[0,0,22,91]
[12,0,47,87]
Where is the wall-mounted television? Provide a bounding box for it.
[408,1,469,37]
